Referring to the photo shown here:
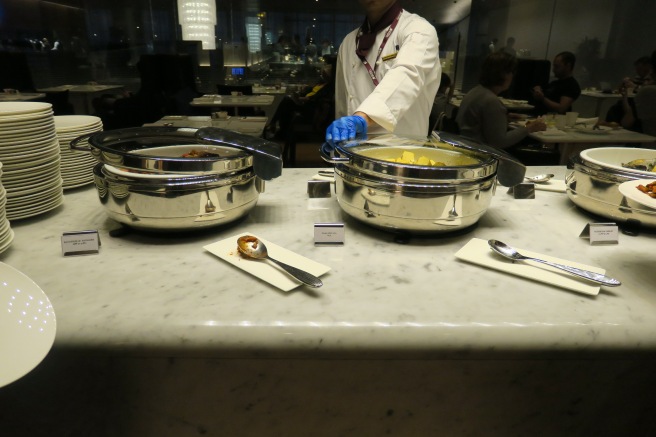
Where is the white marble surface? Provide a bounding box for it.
[2,166,656,359]
[3,166,656,436]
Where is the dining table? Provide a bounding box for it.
[525,122,656,164]
[577,89,627,118]
[0,92,45,102]
[1,165,655,436]
[190,94,277,119]
[36,84,125,114]
[143,114,268,137]
[449,96,535,111]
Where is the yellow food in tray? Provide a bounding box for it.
[383,150,446,167]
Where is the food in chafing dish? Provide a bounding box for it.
[181,149,221,158]
[622,158,656,172]
[382,150,446,166]
[636,181,656,198]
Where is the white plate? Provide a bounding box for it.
[455,238,604,295]
[618,179,656,210]
[0,229,14,254]
[0,262,57,387]
[204,232,331,292]
[6,196,64,220]
[54,115,102,131]
[0,101,52,116]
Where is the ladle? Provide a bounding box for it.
[488,239,621,287]
[524,173,555,183]
[237,235,323,287]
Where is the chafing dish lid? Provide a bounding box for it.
[79,126,282,180]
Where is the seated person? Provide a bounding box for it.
[455,52,546,150]
[266,63,334,139]
[623,56,653,92]
[604,55,653,129]
[620,50,656,138]
[530,51,581,115]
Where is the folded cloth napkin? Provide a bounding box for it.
[533,179,567,193]
[454,238,603,295]
[576,117,599,125]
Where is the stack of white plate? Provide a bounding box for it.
[0,102,63,221]
[54,115,103,189]
[0,162,14,254]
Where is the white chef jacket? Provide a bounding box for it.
[335,10,441,137]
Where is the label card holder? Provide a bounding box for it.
[62,230,101,256]
[314,223,345,245]
[579,222,619,245]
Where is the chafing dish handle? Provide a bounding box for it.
[437,132,526,187]
[195,127,283,181]
[320,142,350,164]
[70,132,95,152]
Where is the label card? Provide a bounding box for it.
[507,183,535,199]
[61,230,101,256]
[579,223,619,245]
[314,223,345,245]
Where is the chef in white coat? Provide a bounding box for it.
[326,0,441,145]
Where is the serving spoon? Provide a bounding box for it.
[524,173,554,183]
[237,235,323,287]
[488,240,621,287]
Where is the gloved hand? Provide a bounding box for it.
[325,115,368,146]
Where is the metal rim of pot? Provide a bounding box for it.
[321,132,526,186]
[71,126,283,181]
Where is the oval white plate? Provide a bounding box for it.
[580,147,656,176]
[618,179,656,210]
[0,263,57,387]
[574,125,611,135]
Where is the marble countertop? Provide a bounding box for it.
[3,166,656,359]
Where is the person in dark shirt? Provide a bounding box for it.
[531,51,581,115]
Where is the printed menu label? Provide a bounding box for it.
[61,230,101,256]
[579,223,619,245]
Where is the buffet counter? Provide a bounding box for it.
[2,166,656,436]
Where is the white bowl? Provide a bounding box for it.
[580,147,656,176]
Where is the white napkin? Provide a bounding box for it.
[204,232,331,292]
[533,180,567,193]
[455,238,604,295]
[539,129,568,136]
[576,117,599,125]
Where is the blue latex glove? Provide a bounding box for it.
[325,115,367,146]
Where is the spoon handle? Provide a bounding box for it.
[267,257,323,288]
[525,257,621,287]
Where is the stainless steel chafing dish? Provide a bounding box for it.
[567,147,656,228]
[71,126,282,231]
[320,132,526,234]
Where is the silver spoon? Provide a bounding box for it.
[488,240,621,287]
[524,173,555,183]
[237,236,323,288]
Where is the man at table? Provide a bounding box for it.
[325,0,440,145]
[530,51,581,115]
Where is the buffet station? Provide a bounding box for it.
[2,107,656,435]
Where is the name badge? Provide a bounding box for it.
[381,52,398,62]
[61,230,101,256]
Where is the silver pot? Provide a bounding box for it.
[321,133,525,233]
[72,126,282,230]
[566,147,656,228]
